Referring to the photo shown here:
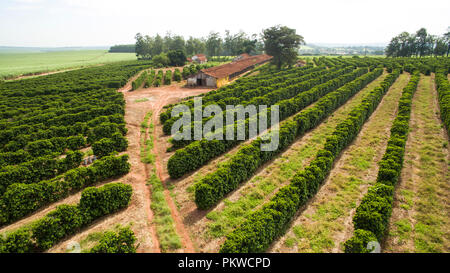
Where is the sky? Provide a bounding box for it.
[0,0,449,47]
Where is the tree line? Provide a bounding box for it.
[386,27,450,57]
[108,44,135,53]
[135,26,305,69]
[134,30,263,60]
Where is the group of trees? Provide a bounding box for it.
[386,27,450,57]
[135,26,304,69]
[134,30,262,60]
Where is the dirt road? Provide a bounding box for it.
[121,83,212,252]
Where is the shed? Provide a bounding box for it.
[187,54,272,88]
[191,54,207,64]
[233,53,251,62]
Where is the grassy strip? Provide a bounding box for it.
[140,111,182,252]
[203,73,389,240]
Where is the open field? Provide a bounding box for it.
[0,50,137,79]
[0,56,448,254]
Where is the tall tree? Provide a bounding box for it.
[262,25,304,68]
[205,32,222,57]
[152,34,164,56]
[444,27,450,57]
[434,37,447,56]
[170,35,186,52]
[415,28,429,57]
[135,33,146,58]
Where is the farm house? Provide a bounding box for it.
[187,54,272,88]
[191,54,207,64]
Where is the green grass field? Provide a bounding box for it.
[0,50,137,79]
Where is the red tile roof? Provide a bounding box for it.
[234,53,251,61]
[193,54,207,62]
[201,54,272,79]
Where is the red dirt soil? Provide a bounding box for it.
[120,81,212,252]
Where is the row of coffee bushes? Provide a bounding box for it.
[89,226,137,253]
[0,182,132,253]
[344,72,421,253]
[144,70,156,87]
[161,66,326,133]
[168,67,368,179]
[154,70,164,87]
[164,70,172,85]
[0,154,130,225]
[173,68,182,82]
[159,65,317,124]
[0,150,83,195]
[86,121,127,144]
[92,132,128,158]
[169,66,352,147]
[131,70,149,90]
[219,70,401,252]
[435,70,450,136]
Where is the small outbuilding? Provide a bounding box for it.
[187,54,272,88]
[233,53,251,62]
[191,54,208,64]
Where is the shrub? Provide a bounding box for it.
[79,182,132,221]
[164,70,172,85]
[92,132,128,158]
[343,229,378,253]
[173,68,182,82]
[89,227,137,253]
[167,50,186,67]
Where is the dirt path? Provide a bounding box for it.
[150,96,195,253]
[384,75,450,253]
[124,84,211,253]
[269,73,410,253]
